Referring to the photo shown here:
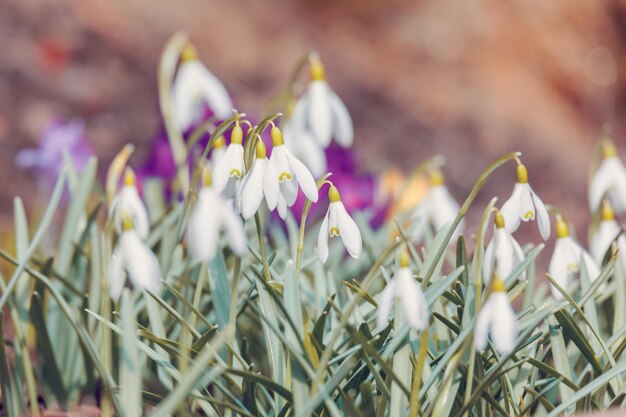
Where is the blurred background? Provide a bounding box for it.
[0,0,624,241]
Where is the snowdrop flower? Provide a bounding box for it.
[283,120,327,178]
[285,54,353,150]
[549,217,600,298]
[238,140,269,219]
[264,126,319,219]
[589,140,626,213]
[109,167,150,239]
[590,201,621,265]
[500,163,550,240]
[172,43,233,132]
[474,277,517,354]
[483,211,526,285]
[317,185,362,262]
[109,215,161,300]
[411,170,464,243]
[376,252,429,330]
[186,166,247,262]
[213,123,245,199]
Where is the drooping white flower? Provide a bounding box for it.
[109,215,162,300]
[589,140,626,213]
[500,163,550,240]
[317,185,362,263]
[474,277,517,354]
[186,167,247,262]
[411,170,464,244]
[483,211,526,285]
[213,123,244,199]
[264,126,319,219]
[109,167,150,239]
[284,54,353,150]
[590,201,621,265]
[376,252,429,331]
[549,218,600,298]
[172,44,233,132]
[238,140,269,219]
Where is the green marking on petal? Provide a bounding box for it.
[230,169,242,178]
[279,172,293,182]
[329,227,340,237]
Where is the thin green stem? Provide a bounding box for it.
[254,212,271,283]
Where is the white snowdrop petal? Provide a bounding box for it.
[281,179,299,207]
[220,202,247,256]
[494,228,514,280]
[482,240,495,286]
[474,299,492,351]
[186,190,220,261]
[335,202,362,259]
[193,62,233,120]
[317,209,331,263]
[108,247,126,301]
[329,91,354,147]
[263,156,280,210]
[172,64,199,131]
[617,236,626,272]
[287,151,319,203]
[549,239,573,298]
[530,189,551,240]
[112,186,151,239]
[430,187,460,231]
[490,293,517,354]
[589,160,614,211]
[376,282,395,330]
[277,193,288,219]
[500,184,524,234]
[120,232,162,294]
[591,220,620,265]
[295,131,327,178]
[241,159,267,219]
[397,270,428,330]
[307,80,333,147]
[511,236,527,281]
[581,250,601,283]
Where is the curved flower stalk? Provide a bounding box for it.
[410,170,464,244]
[376,251,429,331]
[264,126,319,219]
[172,43,233,132]
[474,276,517,354]
[549,216,600,298]
[285,53,353,150]
[213,122,245,199]
[317,185,362,263]
[483,210,526,285]
[186,166,247,262]
[109,215,162,300]
[109,167,150,239]
[238,140,269,219]
[500,162,550,240]
[589,140,626,213]
[590,200,625,265]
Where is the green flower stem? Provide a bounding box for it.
[254,212,271,283]
[227,256,242,371]
[421,152,521,288]
[409,328,429,417]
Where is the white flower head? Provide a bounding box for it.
[589,140,626,213]
[474,277,518,354]
[210,135,227,168]
[483,211,526,285]
[590,201,621,265]
[283,119,327,178]
[411,170,464,244]
[549,217,600,298]
[172,44,233,132]
[109,167,150,239]
[500,163,550,240]
[284,54,353,150]
[213,123,245,199]
[238,140,270,219]
[263,126,319,219]
[109,215,162,300]
[317,185,362,263]
[376,252,429,331]
[186,166,247,262]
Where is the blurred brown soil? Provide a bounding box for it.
[1,0,626,249]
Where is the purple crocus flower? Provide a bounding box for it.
[16,119,94,183]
